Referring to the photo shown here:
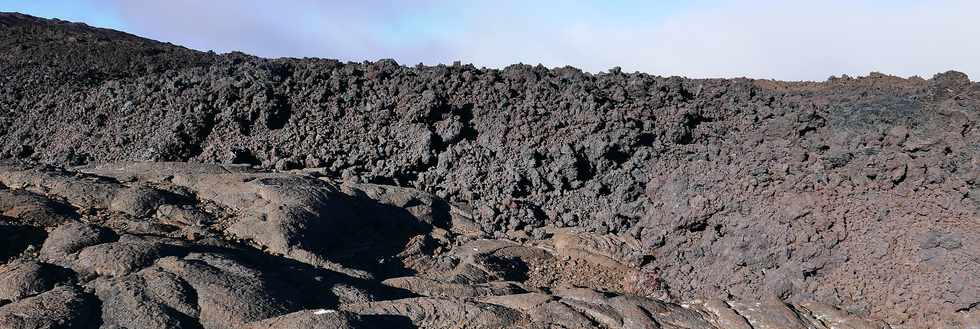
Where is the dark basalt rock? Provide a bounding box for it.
[0,285,98,329]
[0,162,902,328]
[0,12,977,328]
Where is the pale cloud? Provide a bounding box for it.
[83,0,979,80]
[630,0,980,80]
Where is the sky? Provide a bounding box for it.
[2,0,978,81]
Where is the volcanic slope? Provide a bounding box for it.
[1,13,978,328]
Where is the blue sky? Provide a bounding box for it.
[2,0,123,29]
[2,0,978,81]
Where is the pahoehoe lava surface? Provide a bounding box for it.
[0,12,978,328]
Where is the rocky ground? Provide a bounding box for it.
[0,161,895,328]
[0,12,978,328]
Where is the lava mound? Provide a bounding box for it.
[0,162,891,328]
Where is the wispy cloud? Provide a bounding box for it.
[634,0,980,80]
[14,0,980,80]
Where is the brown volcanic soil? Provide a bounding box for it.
[1,12,978,328]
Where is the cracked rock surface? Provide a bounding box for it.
[0,13,978,328]
[0,162,898,328]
